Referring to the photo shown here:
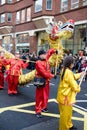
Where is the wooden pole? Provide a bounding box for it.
[79,67,87,86]
[54,38,60,75]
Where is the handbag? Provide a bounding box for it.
[33,76,46,87]
[34,62,48,88]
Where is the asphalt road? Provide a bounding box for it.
[0,73,87,130]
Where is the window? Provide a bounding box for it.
[27,8,31,21]
[2,35,12,52]
[71,0,79,9]
[8,0,12,3]
[16,11,20,24]
[17,33,29,43]
[61,0,68,12]
[35,0,42,12]
[46,0,52,10]
[21,9,25,23]
[0,14,5,23]
[1,0,5,5]
[83,0,87,6]
[73,24,86,54]
[7,13,12,22]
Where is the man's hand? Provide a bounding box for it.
[55,50,58,54]
[26,60,29,63]
[54,75,57,79]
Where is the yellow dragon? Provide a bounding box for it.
[0,19,74,85]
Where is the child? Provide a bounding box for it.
[56,56,86,130]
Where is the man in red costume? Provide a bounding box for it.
[0,51,6,89]
[6,52,28,95]
[35,48,57,118]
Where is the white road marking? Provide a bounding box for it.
[50,83,55,86]
[73,104,87,112]
[26,83,55,87]
[76,100,87,102]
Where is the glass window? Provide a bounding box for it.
[73,24,86,54]
[71,0,79,9]
[8,0,12,3]
[16,11,20,24]
[3,35,11,44]
[27,8,31,21]
[17,33,29,43]
[46,0,52,10]
[1,0,5,5]
[7,13,12,22]
[62,24,86,55]
[2,35,12,52]
[21,9,25,23]
[61,0,68,12]
[35,0,43,12]
[83,0,87,6]
[0,14,5,23]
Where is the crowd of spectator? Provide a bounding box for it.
[19,50,87,82]
[20,51,38,71]
[58,51,87,82]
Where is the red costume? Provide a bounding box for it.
[6,58,28,95]
[0,56,6,89]
[35,49,55,114]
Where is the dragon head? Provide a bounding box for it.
[46,19,74,41]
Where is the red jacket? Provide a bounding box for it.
[0,56,6,72]
[36,49,55,80]
[6,58,28,76]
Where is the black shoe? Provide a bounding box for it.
[36,113,42,118]
[42,108,48,112]
[0,88,4,90]
[70,126,77,130]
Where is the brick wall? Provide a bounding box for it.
[0,0,87,54]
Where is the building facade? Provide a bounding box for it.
[0,0,87,55]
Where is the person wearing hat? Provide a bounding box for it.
[56,56,86,130]
[35,48,58,118]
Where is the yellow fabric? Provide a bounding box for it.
[48,38,64,67]
[58,104,73,130]
[6,65,10,70]
[56,68,81,105]
[18,70,36,85]
[74,73,81,80]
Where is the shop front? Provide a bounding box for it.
[61,22,87,55]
